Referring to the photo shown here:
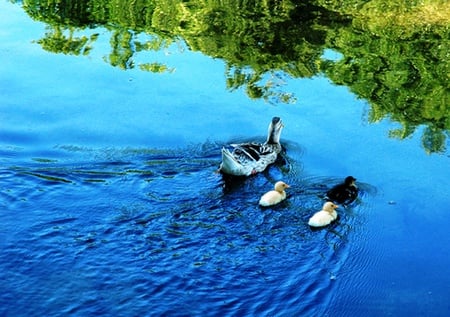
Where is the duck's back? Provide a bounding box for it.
[326,184,357,204]
[259,190,285,206]
[308,211,334,227]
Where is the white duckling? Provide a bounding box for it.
[219,117,284,176]
[308,202,339,228]
[259,181,290,207]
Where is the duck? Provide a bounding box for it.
[259,181,290,207]
[219,117,284,176]
[308,202,339,228]
[325,176,358,205]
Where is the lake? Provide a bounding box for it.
[1,1,449,316]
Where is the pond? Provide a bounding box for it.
[1,1,449,316]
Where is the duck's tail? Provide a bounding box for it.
[219,147,243,176]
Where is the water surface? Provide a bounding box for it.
[1,1,449,316]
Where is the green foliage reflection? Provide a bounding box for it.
[320,0,450,153]
[20,0,449,153]
[36,26,98,55]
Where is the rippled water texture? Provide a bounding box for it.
[1,2,450,316]
[1,143,378,316]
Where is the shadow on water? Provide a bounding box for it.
[0,141,377,316]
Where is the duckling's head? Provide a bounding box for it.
[323,201,338,212]
[345,176,357,186]
[274,181,290,192]
[267,117,284,144]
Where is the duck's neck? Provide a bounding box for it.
[266,128,280,144]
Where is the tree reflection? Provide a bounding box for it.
[320,0,450,154]
[20,0,449,153]
[36,26,97,56]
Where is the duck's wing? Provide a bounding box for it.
[342,187,358,204]
[232,143,263,161]
[325,184,346,202]
[233,142,275,161]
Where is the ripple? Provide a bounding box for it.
[22,171,73,184]
[0,143,381,316]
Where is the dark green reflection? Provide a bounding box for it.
[319,1,450,154]
[19,0,449,153]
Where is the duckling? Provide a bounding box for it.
[219,117,284,176]
[259,181,290,207]
[326,176,358,205]
[308,202,339,227]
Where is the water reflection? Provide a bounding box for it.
[18,0,450,153]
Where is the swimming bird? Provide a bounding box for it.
[308,202,339,227]
[259,181,290,207]
[219,117,284,176]
[325,176,358,205]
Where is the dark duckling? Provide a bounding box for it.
[325,176,358,205]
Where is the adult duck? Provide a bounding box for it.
[219,117,284,176]
[308,202,339,228]
[259,181,290,207]
[325,176,358,205]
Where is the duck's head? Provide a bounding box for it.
[266,117,284,144]
[345,176,357,186]
[323,202,338,212]
[274,181,290,192]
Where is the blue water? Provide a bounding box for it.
[1,2,450,316]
